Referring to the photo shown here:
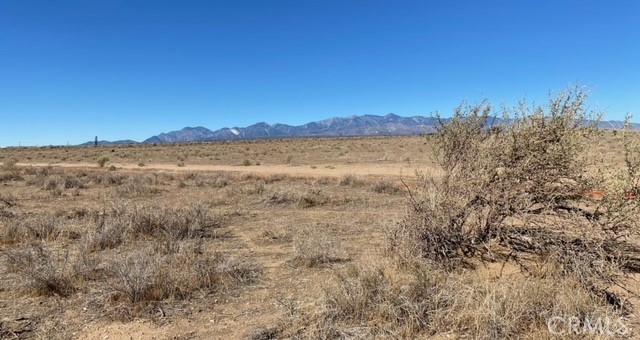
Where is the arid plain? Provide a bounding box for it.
[1,135,638,339]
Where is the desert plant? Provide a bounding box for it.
[266,190,298,205]
[0,193,17,208]
[0,159,23,182]
[116,175,159,197]
[109,251,157,303]
[389,85,640,311]
[3,158,18,169]
[371,179,401,194]
[621,113,640,194]
[292,225,347,267]
[27,215,62,241]
[339,174,364,187]
[212,173,230,188]
[310,262,618,339]
[97,156,109,168]
[86,220,125,252]
[5,243,76,297]
[99,202,220,242]
[196,254,262,290]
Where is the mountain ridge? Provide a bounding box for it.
[82,114,640,145]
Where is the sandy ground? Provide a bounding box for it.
[16,162,434,179]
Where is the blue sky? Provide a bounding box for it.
[1,0,638,146]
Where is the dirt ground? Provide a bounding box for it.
[1,135,638,339]
[0,137,423,339]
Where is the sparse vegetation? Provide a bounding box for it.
[371,179,401,194]
[97,156,110,168]
[339,173,364,187]
[0,113,638,338]
[292,224,348,267]
[5,243,76,297]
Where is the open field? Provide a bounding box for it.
[1,133,639,339]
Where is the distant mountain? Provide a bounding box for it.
[143,126,216,143]
[81,114,640,145]
[79,139,138,146]
[142,113,440,143]
[598,120,639,130]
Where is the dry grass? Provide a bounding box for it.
[305,262,617,339]
[0,127,638,338]
[0,135,436,167]
[5,243,76,298]
[292,224,348,267]
[370,178,402,194]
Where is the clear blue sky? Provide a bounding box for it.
[1,0,638,146]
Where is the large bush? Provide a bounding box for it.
[390,85,640,310]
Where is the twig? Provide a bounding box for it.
[400,179,420,212]
[0,197,16,207]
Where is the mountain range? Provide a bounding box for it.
[82,113,640,145]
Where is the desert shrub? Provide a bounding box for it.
[211,173,230,188]
[1,215,62,244]
[98,202,221,242]
[339,174,364,187]
[116,175,159,197]
[370,179,401,194]
[292,225,347,267]
[264,173,287,184]
[109,250,261,304]
[248,327,281,340]
[621,113,640,194]
[260,229,293,244]
[193,254,262,291]
[0,206,16,219]
[241,181,266,195]
[42,175,86,192]
[0,159,24,182]
[2,158,18,169]
[1,222,25,244]
[389,85,640,310]
[315,176,336,185]
[97,156,109,168]
[60,175,86,189]
[0,193,17,208]
[96,172,128,186]
[86,220,125,252]
[42,176,59,190]
[109,251,157,303]
[266,190,298,205]
[27,215,62,241]
[307,263,617,339]
[0,172,24,182]
[5,243,76,297]
[297,188,328,208]
[73,240,102,280]
[24,165,54,187]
